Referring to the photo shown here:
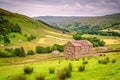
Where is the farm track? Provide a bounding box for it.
[12,56,63,65]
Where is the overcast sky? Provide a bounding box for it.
[0,0,120,17]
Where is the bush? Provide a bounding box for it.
[4,48,13,53]
[78,65,85,72]
[35,74,45,80]
[98,60,101,64]
[27,50,35,55]
[83,61,88,65]
[82,58,85,60]
[63,68,71,78]
[13,47,26,57]
[13,48,21,56]
[57,69,66,80]
[102,59,108,64]
[0,51,13,58]
[111,59,116,63]
[24,66,33,74]
[57,68,71,80]
[75,58,79,61]
[106,57,109,60]
[98,59,108,64]
[36,46,47,53]
[106,57,110,63]
[11,74,26,80]
[49,67,55,74]
[68,62,72,71]
[19,47,26,57]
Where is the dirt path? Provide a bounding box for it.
[13,56,63,65]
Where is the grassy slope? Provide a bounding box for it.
[0,52,120,80]
[0,8,53,37]
[0,8,72,50]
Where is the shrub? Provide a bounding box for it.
[57,68,71,80]
[0,51,13,58]
[78,65,85,72]
[101,59,108,64]
[11,74,26,80]
[83,61,88,65]
[24,66,33,74]
[68,62,72,71]
[98,60,101,64]
[106,57,109,60]
[27,50,35,55]
[98,59,108,64]
[57,69,66,80]
[19,47,26,57]
[106,57,110,63]
[13,47,26,57]
[104,54,106,56]
[13,48,21,56]
[82,58,85,60]
[35,74,45,80]
[49,67,55,74]
[63,68,71,78]
[4,48,13,53]
[111,59,116,63]
[75,58,79,61]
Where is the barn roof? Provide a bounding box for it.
[69,40,93,46]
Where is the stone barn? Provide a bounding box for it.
[64,40,93,58]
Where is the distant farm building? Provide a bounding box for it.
[64,40,93,58]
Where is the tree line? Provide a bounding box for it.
[73,32,105,47]
[0,44,63,58]
[0,17,21,44]
[82,30,120,37]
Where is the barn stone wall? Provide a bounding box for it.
[64,42,75,58]
[64,41,93,59]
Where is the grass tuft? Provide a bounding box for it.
[68,62,72,71]
[78,65,85,72]
[35,74,45,80]
[111,59,116,63]
[24,66,33,74]
[49,67,55,74]
[83,61,88,65]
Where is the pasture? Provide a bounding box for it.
[0,52,120,80]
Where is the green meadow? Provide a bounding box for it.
[0,52,120,80]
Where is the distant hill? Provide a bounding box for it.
[34,13,120,32]
[33,16,86,24]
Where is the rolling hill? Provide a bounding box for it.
[0,8,54,37]
[0,8,72,50]
[34,13,120,32]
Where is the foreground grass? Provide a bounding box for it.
[0,52,120,80]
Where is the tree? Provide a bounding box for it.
[73,32,83,40]
[19,47,26,57]
[3,35,10,44]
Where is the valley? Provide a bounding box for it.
[0,8,120,80]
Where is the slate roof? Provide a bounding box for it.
[69,40,93,46]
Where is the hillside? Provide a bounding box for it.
[0,8,54,37]
[0,8,72,50]
[34,13,120,32]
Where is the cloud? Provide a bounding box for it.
[0,0,120,17]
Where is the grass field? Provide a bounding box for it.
[0,52,120,80]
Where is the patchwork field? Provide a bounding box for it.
[0,52,120,80]
[83,34,120,47]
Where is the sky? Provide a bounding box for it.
[0,0,120,17]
